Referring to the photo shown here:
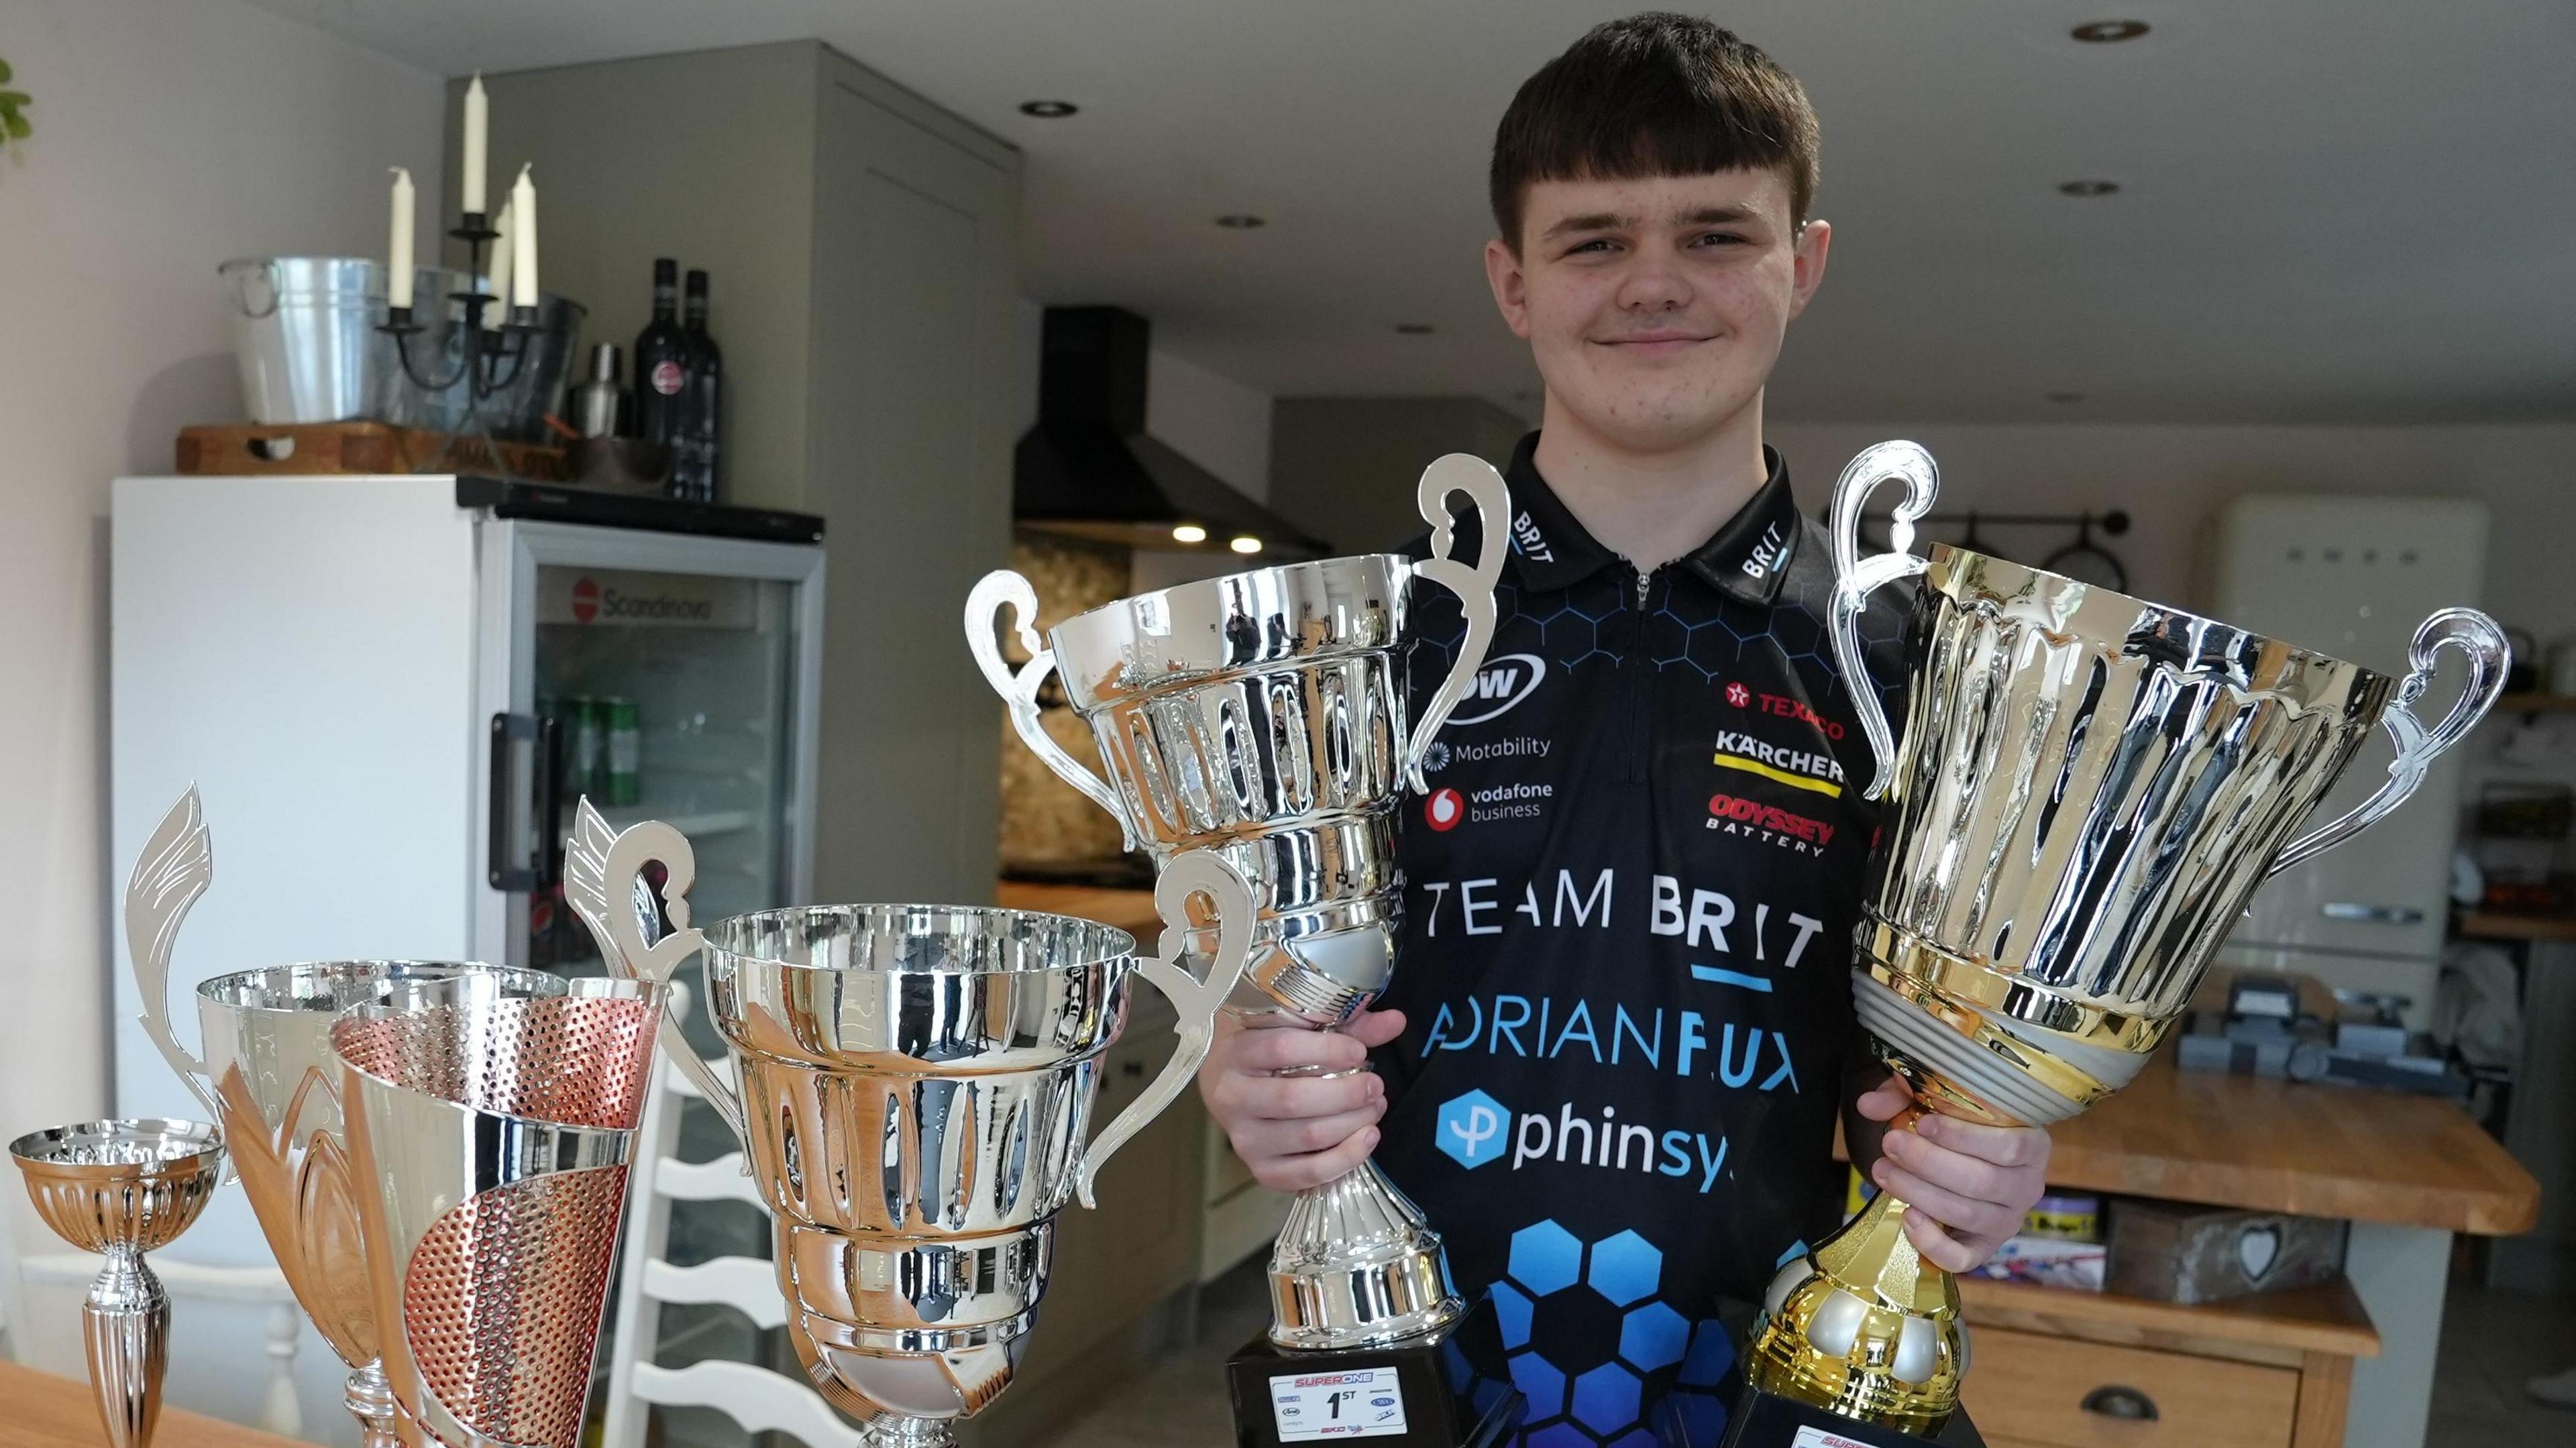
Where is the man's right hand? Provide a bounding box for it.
[1198,1007,1407,1192]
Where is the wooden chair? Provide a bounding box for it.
[600,1005,861,1448]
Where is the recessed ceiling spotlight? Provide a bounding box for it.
[1214,214,1267,229]
[2070,19,2151,44]
[1394,323,1435,335]
[2058,180,2121,197]
[1230,535,1264,555]
[1171,523,1208,544]
[1018,99,1079,118]
[2045,390,2087,404]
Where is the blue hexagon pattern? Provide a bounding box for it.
[1485,1221,1739,1445]
[1507,1220,1583,1298]
[1586,1230,1660,1307]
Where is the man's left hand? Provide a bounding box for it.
[1851,1078,2052,1272]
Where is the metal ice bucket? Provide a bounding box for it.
[1743,441,2511,1433]
[564,805,1257,1447]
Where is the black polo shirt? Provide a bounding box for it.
[1375,432,1911,1447]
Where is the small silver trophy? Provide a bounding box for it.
[565,801,1260,1447]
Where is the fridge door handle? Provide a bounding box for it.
[487,711,557,892]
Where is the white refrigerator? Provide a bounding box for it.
[107,473,822,1439]
[2207,494,2488,1028]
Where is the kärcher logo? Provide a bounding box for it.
[1448,653,1547,726]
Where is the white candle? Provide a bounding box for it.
[485,198,514,329]
[461,74,488,215]
[511,164,538,309]
[386,167,415,310]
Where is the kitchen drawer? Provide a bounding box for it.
[1961,1327,2300,1448]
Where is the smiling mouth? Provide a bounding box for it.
[1595,333,1715,347]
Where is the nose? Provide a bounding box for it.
[1615,253,1693,313]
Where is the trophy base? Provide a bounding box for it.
[1721,1384,1984,1448]
[1226,1294,1522,1447]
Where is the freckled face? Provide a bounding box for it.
[1487,169,1829,454]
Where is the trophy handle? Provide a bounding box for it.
[1073,849,1258,1209]
[1827,441,1941,801]
[966,569,1140,850]
[562,798,746,1143]
[2269,607,2512,877]
[124,787,223,1123]
[1403,454,1513,793]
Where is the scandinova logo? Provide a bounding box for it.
[572,577,600,623]
[1448,653,1547,726]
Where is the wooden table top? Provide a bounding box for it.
[2038,1050,2538,1235]
[994,881,1165,939]
[0,1361,303,1448]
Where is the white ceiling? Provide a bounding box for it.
[243,0,2576,424]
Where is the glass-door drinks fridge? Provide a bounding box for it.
[108,471,822,1439]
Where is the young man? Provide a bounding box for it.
[1198,15,2051,1444]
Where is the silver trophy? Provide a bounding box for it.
[564,801,1260,1447]
[1741,441,2510,1433]
[967,454,1509,1353]
[332,976,664,1448]
[120,789,583,1448]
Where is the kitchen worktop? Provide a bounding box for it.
[996,881,1166,939]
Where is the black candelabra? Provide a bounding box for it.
[376,211,539,398]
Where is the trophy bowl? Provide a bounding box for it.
[11,1119,227,1448]
[1741,441,2510,1435]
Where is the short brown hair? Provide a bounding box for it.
[1490,13,1820,250]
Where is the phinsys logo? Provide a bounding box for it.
[1436,1089,1510,1169]
[1448,653,1546,726]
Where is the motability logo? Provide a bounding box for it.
[1434,1088,1731,1194]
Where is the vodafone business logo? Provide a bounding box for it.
[572,577,601,623]
[1426,789,1465,832]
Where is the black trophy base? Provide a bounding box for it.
[1228,1294,1523,1447]
[1720,1383,1985,1448]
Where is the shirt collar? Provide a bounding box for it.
[1499,431,1803,606]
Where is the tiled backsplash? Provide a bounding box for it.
[995,531,1132,869]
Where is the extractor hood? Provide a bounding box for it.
[1015,307,1330,558]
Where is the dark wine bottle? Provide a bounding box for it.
[676,268,724,502]
[631,258,689,483]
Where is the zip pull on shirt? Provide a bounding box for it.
[1383,431,1914,1447]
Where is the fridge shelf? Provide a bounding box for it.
[581,807,759,838]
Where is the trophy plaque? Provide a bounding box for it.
[1731,441,2508,1442]
[968,456,1524,1445]
[566,801,1263,1447]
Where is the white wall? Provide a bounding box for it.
[0,0,441,1431]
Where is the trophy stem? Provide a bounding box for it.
[858,1418,957,1447]
[1268,1158,1463,1351]
[345,1361,405,1448]
[1745,1187,1965,1435]
[82,1247,170,1448]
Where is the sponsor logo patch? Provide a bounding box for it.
[1711,729,1846,797]
[1707,791,1836,853]
[1448,653,1548,726]
[1426,788,1465,832]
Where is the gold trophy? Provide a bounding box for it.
[1736,442,2509,1441]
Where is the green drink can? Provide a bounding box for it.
[606,698,642,805]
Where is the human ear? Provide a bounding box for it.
[1786,218,1831,321]
[1485,237,1532,340]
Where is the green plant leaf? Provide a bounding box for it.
[3,111,27,140]
[0,58,14,84]
[0,91,31,107]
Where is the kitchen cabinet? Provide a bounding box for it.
[454,41,1016,910]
